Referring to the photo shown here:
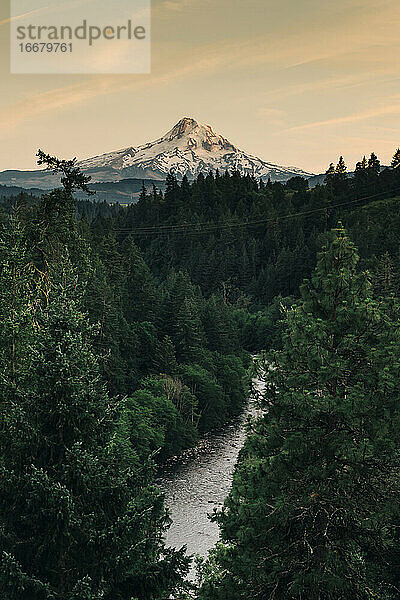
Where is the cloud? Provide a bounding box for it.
[0,34,259,134]
[0,82,101,132]
[0,5,51,27]
[0,26,397,137]
[1,0,400,144]
[257,107,286,126]
[282,103,400,133]
[162,0,190,10]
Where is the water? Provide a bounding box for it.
[157,377,264,576]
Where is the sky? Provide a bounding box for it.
[0,0,399,174]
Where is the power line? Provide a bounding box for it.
[109,187,400,237]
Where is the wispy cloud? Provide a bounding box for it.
[0,5,51,27]
[257,107,286,127]
[0,42,230,133]
[0,34,261,133]
[0,83,100,132]
[1,25,398,138]
[1,0,400,172]
[282,103,400,133]
[162,0,191,10]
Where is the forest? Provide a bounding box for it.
[1,147,400,598]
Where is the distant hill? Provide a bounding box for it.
[0,179,165,204]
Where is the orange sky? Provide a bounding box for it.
[0,0,399,174]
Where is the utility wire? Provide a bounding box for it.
[108,187,400,237]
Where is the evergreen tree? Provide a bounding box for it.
[139,180,147,203]
[32,151,93,271]
[332,156,348,195]
[391,148,400,169]
[365,152,381,193]
[0,213,35,402]
[174,296,203,362]
[373,252,400,298]
[202,295,235,354]
[324,163,335,186]
[335,155,347,176]
[0,255,188,599]
[354,156,368,195]
[153,335,179,375]
[355,156,368,172]
[199,227,400,600]
[85,251,128,395]
[122,236,158,323]
[367,152,381,175]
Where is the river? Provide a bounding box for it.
[156,377,264,577]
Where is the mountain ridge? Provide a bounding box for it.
[78,117,314,182]
[0,118,314,190]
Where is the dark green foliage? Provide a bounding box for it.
[237,295,294,351]
[0,257,189,599]
[391,148,400,169]
[4,144,400,598]
[122,235,158,323]
[198,228,400,600]
[0,214,35,401]
[179,363,226,432]
[118,380,198,463]
[324,162,335,185]
[0,158,249,599]
[36,150,94,196]
[153,335,179,375]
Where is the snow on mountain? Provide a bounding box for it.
[0,118,314,192]
[78,117,314,182]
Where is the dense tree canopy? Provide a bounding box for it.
[1,145,400,598]
[198,228,400,600]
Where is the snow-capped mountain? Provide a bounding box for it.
[0,118,314,192]
[78,117,313,182]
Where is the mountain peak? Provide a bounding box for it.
[165,117,202,141]
[176,116,200,131]
[77,117,314,182]
[162,117,236,154]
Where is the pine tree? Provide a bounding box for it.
[373,252,400,298]
[153,335,179,375]
[354,156,368,195]
[85,251,128,395]
[368,152,381,175]
[139,180,147,203]
[335,156,347,177]
[355,156,368,171]
[201,295,235,354]
[391,148,400,169]
[363,152,381,193]
[32,151,93,271]
[174,296,203,362]
[0,257,189,599]
[199,227,400,600]
[164,172,180,215]
[333,156,348,195]
[0,213,36,403]
[122,236,158,323]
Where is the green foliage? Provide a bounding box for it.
[0,214,36,403]
[5,145,400,598]
[391,148,400,169]
[0,155,250,600]
[180,363,226,432]
[0,258,189,599]
[121,378,198,461]
[36,150,94,196]
[198,228,400,600]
